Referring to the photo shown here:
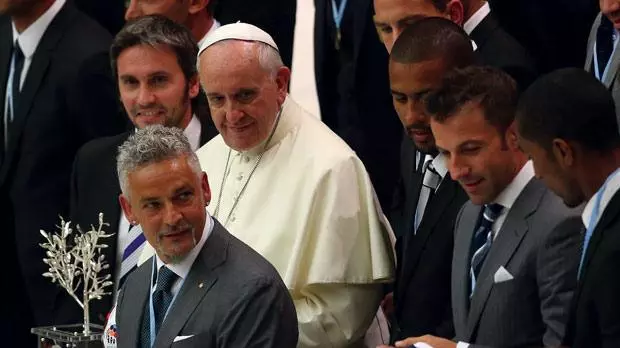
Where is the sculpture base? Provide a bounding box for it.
[31,324,104,348]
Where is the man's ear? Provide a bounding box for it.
[505,122,520,151]
[200,172,211,206]
[188,0,209,15]
[446,0,465,26]
[551,138,575,170]
[189,75,200,99]
[274,66,291,105]
[119,194,136,224]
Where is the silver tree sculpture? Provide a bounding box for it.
[40,213,114,335]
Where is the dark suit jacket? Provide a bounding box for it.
[452,178,582,347]
[391,138,468,341]
[563,190,620,348]
[213,0,296,69]
[488,0,598,74]
[470,12,537,91]
[314,0,403,212]
[116,220,298,348]
[65,116,216,324]
[0,3,126,343]
[71,0,125,35]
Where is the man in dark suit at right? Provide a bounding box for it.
[373,0,537,91]
[391,67,582,348]
[112,125,298,347]
[383,18,472,343]
[313,0,403,213]
[517,68,620,348]
[0,0,126,344]
[67,15,218,325]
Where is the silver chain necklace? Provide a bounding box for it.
[213,108,283,226]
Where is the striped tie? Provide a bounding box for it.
[119,224,146,287]
[470,203,504,293]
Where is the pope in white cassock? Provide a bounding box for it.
[139,23,396,347]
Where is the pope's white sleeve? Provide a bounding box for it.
[294,283,383,347]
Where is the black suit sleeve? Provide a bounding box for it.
[216,276,298,347]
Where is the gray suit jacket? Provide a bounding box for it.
[452,178,582,347]
[116,220,298,348]
[585,12,620,127]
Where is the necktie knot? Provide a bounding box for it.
[479,203,503,231]
[156,267,177,293]
[422,158,441,190]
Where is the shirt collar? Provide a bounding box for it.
[197,19,220,49]
[184,114,202,151]
[582,167,620,228]
[155,210,214,280]
[463,1,491,35]
[11,0,66,58]
[493,160,535,209]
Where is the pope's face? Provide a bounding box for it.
[125,0,190,24]
[120,156,211,264]
[199,42,290,151]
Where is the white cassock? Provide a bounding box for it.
[139,96,395,347]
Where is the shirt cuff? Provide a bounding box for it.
[456,342,470,348]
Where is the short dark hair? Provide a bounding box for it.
[390,17,475,68]
[110,15,198,82]
[517,68,620,153]
[426,66,518,135]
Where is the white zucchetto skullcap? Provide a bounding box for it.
[198,22,279,56]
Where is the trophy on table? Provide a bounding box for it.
[31,213,114,348]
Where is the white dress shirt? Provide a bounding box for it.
[582,168,620,232]
[457,160,534,348]
[4,0,66,132]
[463,2,491,35]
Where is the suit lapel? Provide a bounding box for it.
[603,42,620,88]
[4,4,74,175]
[585,13,603,71]
[465,179,542,340]
[154,221,229,347]
[400,178,459,297]
[120,261,151,347]
[0,21,11,121]
[452,203,481,337]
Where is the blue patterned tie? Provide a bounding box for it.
[140,266,178,347]
[470,203,504,293]
[596,17,614,79]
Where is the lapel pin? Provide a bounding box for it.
[199,282,204,288]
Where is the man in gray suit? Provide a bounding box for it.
[585,0,620,127]
[110,125,298,347]
[391,67,582,348]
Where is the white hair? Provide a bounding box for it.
[116,125,201,197]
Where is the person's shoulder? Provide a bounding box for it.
[77,132,130,162]
[212,224,284,287]
[51,3,112,57]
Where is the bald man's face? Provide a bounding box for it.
[373,0,447,52]
[199,42,290,151]
[389,58,447,153]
